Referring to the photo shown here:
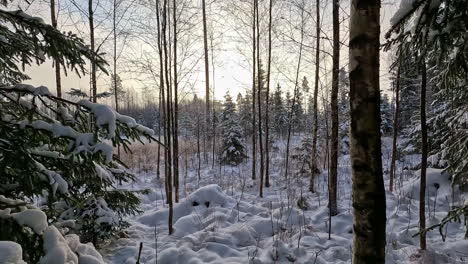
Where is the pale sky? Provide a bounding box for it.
[21,0,400,104]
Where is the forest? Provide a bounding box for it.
[0,0,467,263]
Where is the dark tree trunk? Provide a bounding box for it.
[50,0,61,98]
[389,60,401,192]
[309,0,320,193]
[264,0,273,188]
[162,0,173,235]
[255,0,264,198]
[172,0,179,204]
[419,59,427,250]
[329,0,340,216]
[89,0,97,102]
[349,0,386,261]
[251,0,257,181]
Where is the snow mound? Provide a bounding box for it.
[0,241,26,264]
[402,168,453,203]
[139,184,236,227]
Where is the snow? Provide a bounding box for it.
[40,226,105,264]
[35,161,69,195]
[79,100,117,138]
[13,83,51,96]
[99,135,468,264]
[0,241,26,264]
[11,209,48,234]
[390,0,417,26]
[66,234,105,264]
[40,226,79,264]
[79,100,155,138]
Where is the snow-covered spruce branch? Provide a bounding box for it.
[0,9,108,84]
[0,83,162,261]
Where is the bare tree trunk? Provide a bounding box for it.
[255,0,264,198]
[309,0,320,193]
[329,0,340,216]
[284,7,305,180]
[419,59,427,250]
[50,0,61,98]
[389,60,401,192]
[202,0,210,162]
[197,114,201,182]
[349,0,385,261]
[157,87,161,180]
[172,0,179,204]
[264,0,273,188]
[156,0,166,187]
[162,0,173,235]
[251,0,257,181]
[89,0,97,102]
[210,33,216,169]
[112,0,121,157]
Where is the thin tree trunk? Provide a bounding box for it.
[89,0,97,102]
[210,33,216,169]
[156,0,166,190]
[157,87,161,180]
[172,0,179,204]
[50,0,61,98]
[419,59,427,250]
[113,0,121,157]
[251,0,257,181]
[284,7,305,180]
[162,0,173,235]
[389,60,401,192]
[349,0,385,261]
[264,0,273,188]
[329,0,340,216]
[309,0,320,193]
[202,0,210,149]
[255,0,264,198]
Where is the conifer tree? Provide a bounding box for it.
[219,92,247,165]
[272,84,288,137]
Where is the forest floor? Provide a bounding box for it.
[100,136,468,264]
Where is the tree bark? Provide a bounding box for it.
[89,0,97,102]
[329,0,339,216]
[162,0,173,235]
[155,0,164,183]
[389,60,401,192]
[309,0,320,193]
[50,0,61,98]
[172,0,179,204]
[202,0,210,129]
[349,0,386,262]
[255,0,264,198]
[264,0,273,188]
[251,0,257,180]
[419,59,427,250]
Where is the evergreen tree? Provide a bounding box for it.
[380,94,394,135]
[271,84,288,136]
[292,136,319,177]
[0,4,155,261]
[237,92,253,135]
[219,92,247,165]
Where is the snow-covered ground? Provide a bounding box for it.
[100,137,468,264]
